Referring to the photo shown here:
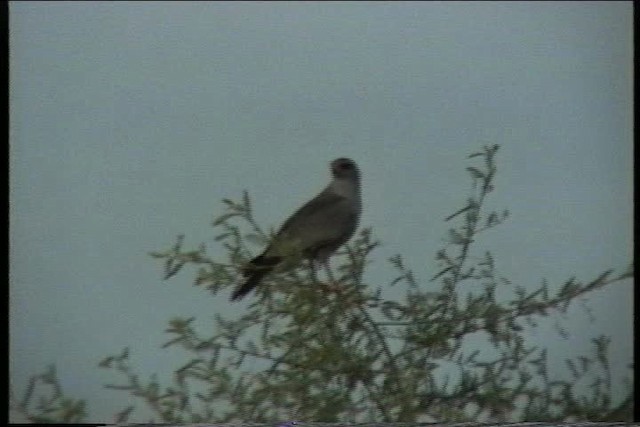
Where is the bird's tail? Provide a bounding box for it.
[230,255,280,301]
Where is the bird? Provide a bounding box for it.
[230,157,362,301]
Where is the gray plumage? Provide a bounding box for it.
[231,157,361,301]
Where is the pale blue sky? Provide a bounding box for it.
[10,1,633,422]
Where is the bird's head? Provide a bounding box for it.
[330,157,359,181]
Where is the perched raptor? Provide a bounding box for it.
[231,157,362,301]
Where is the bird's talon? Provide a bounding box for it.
[318,282,344,294]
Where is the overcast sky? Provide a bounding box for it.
[10,1,632,422]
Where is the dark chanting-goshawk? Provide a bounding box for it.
[231,157,362,301]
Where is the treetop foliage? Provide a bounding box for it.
[12,145,634,423]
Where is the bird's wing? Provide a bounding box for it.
[265,190,358,258]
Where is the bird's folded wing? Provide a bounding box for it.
[265,191,358,257]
